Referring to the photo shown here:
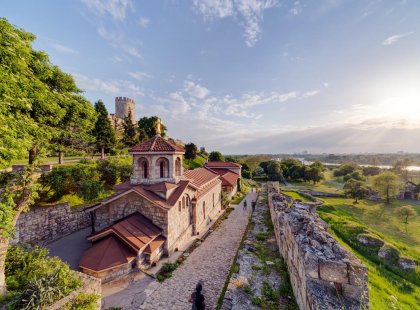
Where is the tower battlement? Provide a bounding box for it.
[115,97,136,123]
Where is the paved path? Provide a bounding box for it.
[140,191,257,310]
[46,227,91,270]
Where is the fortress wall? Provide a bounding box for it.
[267,182,369,310]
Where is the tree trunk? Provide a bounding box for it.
[28,145,37,165]
[0,188,32,297]
[100,147,105,160]
[58,150,64,164]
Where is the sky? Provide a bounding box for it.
[2,0,420,154]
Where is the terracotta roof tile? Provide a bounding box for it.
[144,235,166,254]
[79,236,136,272]
[204,161,241,168]
[183,167,219,187]
[89,213,163,251]
[220,171,240,187]
[129,136,184,153]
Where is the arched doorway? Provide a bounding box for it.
[175,157,181,176]
[138,157,149,179]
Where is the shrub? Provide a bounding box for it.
[40,164,103,202]
[156,262,179,282]
[5,244,81,309]
[63,293,100,310]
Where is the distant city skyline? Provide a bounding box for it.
[2,0,420,154]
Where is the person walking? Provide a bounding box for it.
[252,200,256,213]
[189,282,205,310]
[243,199,247,210]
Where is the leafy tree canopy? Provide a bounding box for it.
[208,151,224,162]
[138,116,167,141]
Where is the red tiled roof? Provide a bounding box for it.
[183,167,219,187]
[146,182,179,192]
[220,171,240,187]
[144,235,166,254]
[88,213,163,251]
[129,136,184,153]
[204,161,241,168]
[79,236,136,272]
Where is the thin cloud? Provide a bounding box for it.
[128,71,153,81]
[80,0,133,21]
[72,73,144,96]
[50,43,78,54]
[382,32,413,45]
[192,0,279,47]
[138,16,150,28]
[97,26,142,59]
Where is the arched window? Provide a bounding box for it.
[212,193,215,208]
[138,157,149,179]
[156,157,170,178]
[178,201,181,212]
[182,196,185,209]
[143,162,148,178]
[175,157,181,176]
[203,201,206,219]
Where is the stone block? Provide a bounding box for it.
[348,263,368,286]
[341,283,365,300]
[304,252,319,279]
[319,260,348,283]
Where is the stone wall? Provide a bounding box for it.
[267,182,369,310]
[46,272,101,310]
[14,202,90,245]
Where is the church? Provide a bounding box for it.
[79,131,224,281]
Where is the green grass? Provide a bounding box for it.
[183,154,207,169]
[317,199,420,309]
[231,192,245,205]
[282,190,313,202]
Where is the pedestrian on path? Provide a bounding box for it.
[189,282,205,310]
[252,201,256,213]
[243,199,247,210]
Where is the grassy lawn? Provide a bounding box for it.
[282,190,313,202]
[321,197,420,253]
[318,197,420,309]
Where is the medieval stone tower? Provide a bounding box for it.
[115,97,136,123]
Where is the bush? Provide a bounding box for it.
[5,244,81,309]
[97,158,132,186]
[63,293,100,310]
[156,262,179,282]
[40,164,103,202]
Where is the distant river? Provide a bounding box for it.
[294,159,420,172]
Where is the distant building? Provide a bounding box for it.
[115,96,136,123]
[203,161,242,197]
[399,181,420,200]
[108,96,136,132]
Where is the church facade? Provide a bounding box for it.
[79,135,223,281]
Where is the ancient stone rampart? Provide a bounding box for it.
[13,202,90,245]
[267,182,369,310]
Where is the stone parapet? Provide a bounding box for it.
[267,182,369,310]
[13,202,90,245]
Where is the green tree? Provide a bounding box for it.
[305,161,325,183]
[138,116,167,141]
[395,205,416,224]
[243,155,270,179]
[92,100,116,159]
[372,171,401,204]
[122,109,138,147]
[266,161,283,181]
[53,94,96,164]
[184,143,198,168]
[343,179,368,203]
[0,18,95,295]
[209,151,224,162]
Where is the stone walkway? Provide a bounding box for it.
[140,191,257,310]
